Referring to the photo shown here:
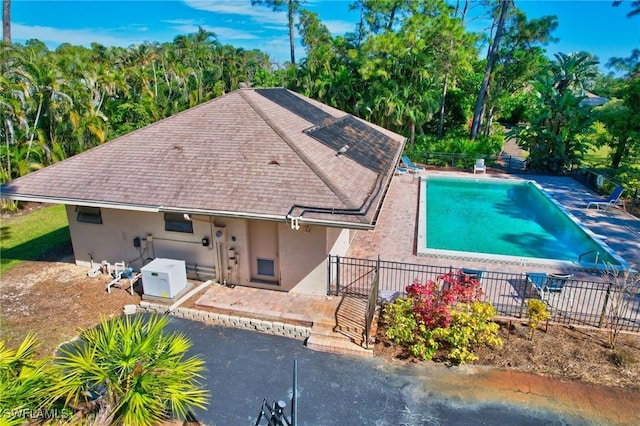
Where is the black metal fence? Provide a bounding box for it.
[409,151,526,173]
[411,152,640,215]
[327,256,640,333]
[572,168,640,215]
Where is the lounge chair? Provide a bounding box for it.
[473,158,486,174]
[526,272,572,303]
[460,268,483,284]
[585,185,625,211]
[395,166,409,175]
[401,156,425,173]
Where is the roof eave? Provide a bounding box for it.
[2,193,161,212]
[2,193,375,229]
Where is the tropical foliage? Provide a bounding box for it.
[1,0,638,191]
[0,31,271,185]
[48,314,209,425]
[0,334,59,426]
[0,315,209,425]
[381,272,502,365]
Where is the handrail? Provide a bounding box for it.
[364,257,380,349]
[578,249,600,266]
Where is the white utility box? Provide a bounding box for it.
[141,258,187,299]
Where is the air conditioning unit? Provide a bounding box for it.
[141,258,187,299]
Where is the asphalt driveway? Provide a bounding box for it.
[165,317,591,426]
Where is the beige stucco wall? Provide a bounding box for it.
[67,206,224,277]
[67,206,351,295]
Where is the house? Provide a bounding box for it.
[581,91,609,108]
[1,88,405,295]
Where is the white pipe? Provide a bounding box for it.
[165,280,212,313]
[287,215,301,230]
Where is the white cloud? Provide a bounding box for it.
[163,19,259,41]
[323,19,356,35]
[183,0,288,25]
[12,23,143,48]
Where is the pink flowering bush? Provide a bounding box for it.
[382,271,501,365]
[406,271,483,328]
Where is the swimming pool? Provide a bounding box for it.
[417,176,626,268]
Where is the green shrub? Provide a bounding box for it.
[526,299,550,340]
[383,274,502,365]
[382,298,417,346]
[432,301,502,365]
[410,324,438,361]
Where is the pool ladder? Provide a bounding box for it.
[578,249,600,266]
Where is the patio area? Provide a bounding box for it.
[347,170,640,275]
[182,169,640,354]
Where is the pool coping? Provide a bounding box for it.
[416,175,629,271]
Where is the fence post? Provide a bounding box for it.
[291,359,297,426]
[598,281,612,328]
[518,273,527,319]
[336,256,341,295]
[327,255,332,296]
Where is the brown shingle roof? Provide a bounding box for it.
[2,88,405,228]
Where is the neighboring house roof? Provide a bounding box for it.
[581,91,609,107]
[2,88,406,229]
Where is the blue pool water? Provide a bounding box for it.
[421,177,622,266]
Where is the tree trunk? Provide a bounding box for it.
[484,105,495,137]
[288,0,295,64]
[470,0,509,140]
[409,120,415,149]
[611,139,625,168]
[437,71,449,138]
[3,0,10,44]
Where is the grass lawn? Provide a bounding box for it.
[582,146,610,165]
[0,204,71,275]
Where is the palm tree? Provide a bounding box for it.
[3,0,10,44]
[470,0,512,140]
[48,314,209,426]
[251,0,303,64]
[0,334,54,426]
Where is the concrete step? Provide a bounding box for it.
[306,326,374,358]
[313,319,366,344]
[335,294,367,332]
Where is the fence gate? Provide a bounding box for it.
[327,255,378,296]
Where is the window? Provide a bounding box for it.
[256,258,275,277]
[76,206,102,224]
[164,213,193,233]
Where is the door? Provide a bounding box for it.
[248,221,279,285]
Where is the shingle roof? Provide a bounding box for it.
[1,88,405,228]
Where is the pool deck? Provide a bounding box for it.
[181,169,638,356]
[346,170,640,277]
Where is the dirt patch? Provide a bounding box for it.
[374,317,640,424]
[374,318,640,389]
[0,255,141,357]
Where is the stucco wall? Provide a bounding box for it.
[327,227,350,256]
[67,206,234,281]
[279,223,327,294]
[66,206,351,295]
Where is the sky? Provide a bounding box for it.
[9,0,640,73]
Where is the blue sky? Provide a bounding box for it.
[10,1,640,73]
